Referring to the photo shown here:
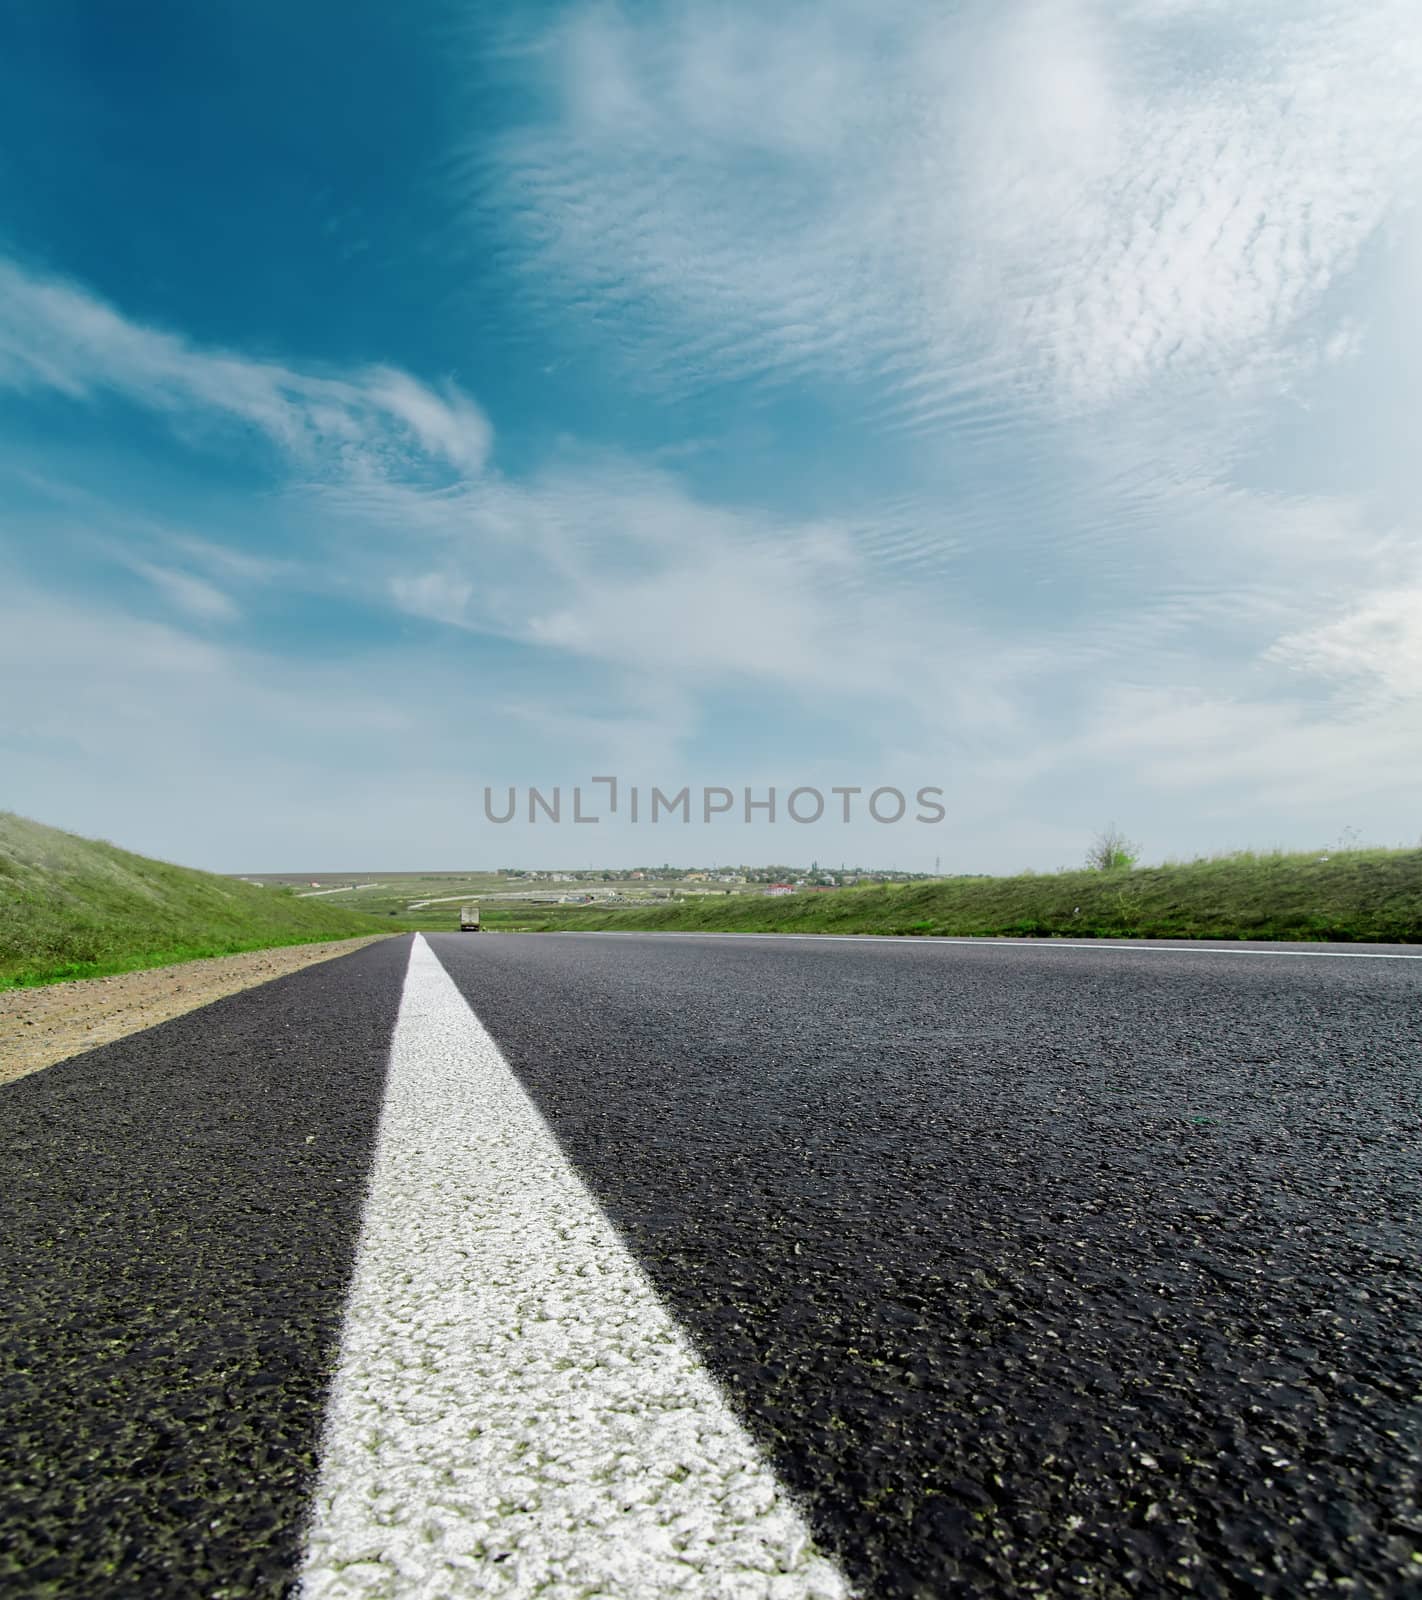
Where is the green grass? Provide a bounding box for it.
[486,848,1422,944]
[0,813,393,989]
[239,871,515,918]
[9,811,1417,988]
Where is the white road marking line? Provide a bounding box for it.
[561,932,1422,961]
[299,935,850,1600]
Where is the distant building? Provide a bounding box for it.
[766,883,795,896]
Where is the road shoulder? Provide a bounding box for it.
[0,935,394,1085]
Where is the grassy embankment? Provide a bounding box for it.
[0,813,391,989]
[482,848,1422,943]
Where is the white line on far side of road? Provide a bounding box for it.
[299,934,849,1600]
[564,931,1422,961]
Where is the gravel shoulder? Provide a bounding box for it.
[0,937,395,1086]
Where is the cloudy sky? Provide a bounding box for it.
[2,0,1420,871]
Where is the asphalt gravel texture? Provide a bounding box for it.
[428,933,1422,1600]
[3,930,1420,1599]
[0,936,409,1599]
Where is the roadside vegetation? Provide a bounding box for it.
[1084,823,1140,873]
[0,814,391,988]
[7,810,1418,989]
[482,847,1422,944]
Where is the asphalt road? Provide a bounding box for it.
[0,937,409,1598]
[3,931,1420,1598]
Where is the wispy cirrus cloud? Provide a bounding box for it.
[0,256,491,476]
[126,560,241,622]
[7,2,1422,870]
[4,230,1419,859]
[477,0,1422,426]
[0,255,986,754]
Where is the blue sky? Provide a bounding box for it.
[2,0,1420,871]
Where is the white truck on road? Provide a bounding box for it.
[459,903,482,932]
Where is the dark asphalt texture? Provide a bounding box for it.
[428,933,1422,1600]
[0,935,410,1599]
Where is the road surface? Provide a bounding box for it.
[2,932,1419,1598]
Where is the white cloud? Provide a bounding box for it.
[166,533,291,585]
[481,0,1422,423]
[0,256,491,477]
[326,448,1085,779]
[389,571,477,627]
[0,573,472,866]
[495,683,696,775]
[6,214,1421,864]
[1074,681,1422,821]
[361,367,491,474]
[129,560,241,622]
[327,456,900,691]
[1268,586,1422,702]
[0,254,980,741]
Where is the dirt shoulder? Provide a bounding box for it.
[0,936,397,1087]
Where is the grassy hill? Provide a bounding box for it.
[485,848,1422,944]
[0,814,392,988]
[6,811,1416,989]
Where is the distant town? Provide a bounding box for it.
[474,864,945,901]
[500,864,935,889]
[240,864,950,912]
